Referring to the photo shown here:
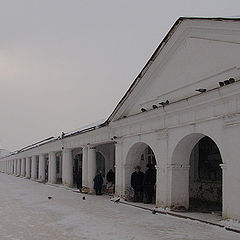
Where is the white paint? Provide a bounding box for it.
[38,154,45,181]
[21,158,26,177]
[87,146,96,191]
[48,152,57,184]
[62,148,73,187]
[31,155,38,180]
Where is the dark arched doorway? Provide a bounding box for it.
[73,153,82,188]
[189,136,222,212]
[171,133,222,213]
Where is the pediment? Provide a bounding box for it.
[109,18,240,122]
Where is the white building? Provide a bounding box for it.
[1,17,240,220]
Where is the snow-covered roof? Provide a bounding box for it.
[63,118,107,138]
[2,119,107,158]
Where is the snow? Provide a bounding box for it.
[220,219,240,231]
[0,174,239,240]
[63,118,107,137]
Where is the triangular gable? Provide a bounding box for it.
[107,17,240,122]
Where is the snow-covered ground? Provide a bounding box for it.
[0,174,239,240]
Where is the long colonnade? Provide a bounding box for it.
[0,146,98,191]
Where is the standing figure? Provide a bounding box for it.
[93,171,104,195]
[143,164,156,204]
[131,165,144,202]
[106,169,115,190]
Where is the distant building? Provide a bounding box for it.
[1,17,240,220]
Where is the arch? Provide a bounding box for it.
[170,133,223,211]
[124,142,157,202]
[73,153,83,188]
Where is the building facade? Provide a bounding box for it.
[1,18,240,220]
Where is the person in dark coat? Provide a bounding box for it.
[131,165,144,202]
[106,169,115,184]
[93,171,104,195]
[143,164,156,204]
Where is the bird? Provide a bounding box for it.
[152,210,157,214]
[82,196,85,200]
[48,196,52,200]
[195,88,206,93]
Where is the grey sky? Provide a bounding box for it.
[1,0,240,151]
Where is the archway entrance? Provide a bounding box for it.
[189,136,222,212]
[125,142,156,203]
[171,134,222,213]
[73,153,82,188]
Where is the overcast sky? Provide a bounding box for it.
[1,0,240,151]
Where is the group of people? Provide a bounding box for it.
[131,164,156,203]
[92,164,156,203]
[93,169,115,195]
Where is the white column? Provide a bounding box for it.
[87,146,96,191]
[220,163,227,218]
[10,160,13,174]
[26,157,31,178]
[17,159,21,176]
[11,160,14,174]
[21,158,26,177]
[62,148,73,187]
[115,142,124,196]
[14,159,17,175]
[49,152,57,184]
[7,160,10,174]
[82,146,88,187]
[168,164,190,209]
[38,154,46,181]
[31,155,38,180]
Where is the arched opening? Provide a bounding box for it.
[56,153,62,184]
[73,153,82,189]
[125,142,156,203]
[189,136,222,212]
[171,134,222,213]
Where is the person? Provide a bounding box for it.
[106,169,115,189]
[131,165,144,202]
[143,163,156,204]
[93,171,104,195]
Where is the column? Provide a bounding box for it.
[48,152,57,184]
[7,161,10,174]
[10,160,13,174]
[26,157,31,178]
[87,146,96,191]
[17,159,21,176]
[14,159,17,175]
[21,158,26,177]
[82,146,88,187]
[168,164,190,209]
[220,163,227,218]
[31,155,38,180]
[62,148,73,187]
[38,154,46,182]
[114,142,124,196]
